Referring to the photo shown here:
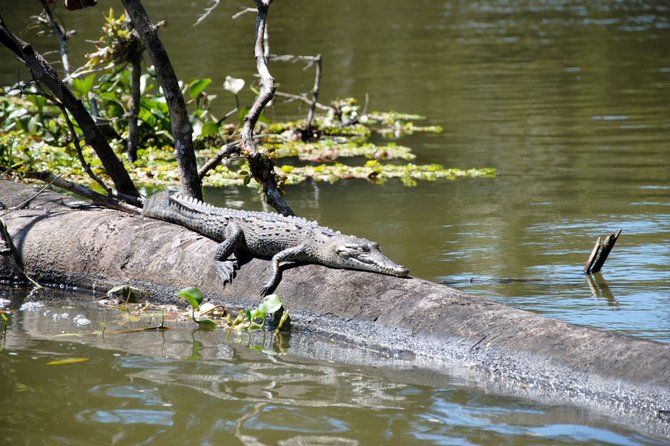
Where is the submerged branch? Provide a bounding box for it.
[584,230,622,274]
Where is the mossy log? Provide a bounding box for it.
[0,180,669,435]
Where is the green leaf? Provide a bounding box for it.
[47,357,90,366]
[223,76,245,95]
[258,294,282,314]
[196,319,218,330]
[199,122,219,138]
[250,309,266,321]
[176,287,204,309]
[188,78,212,100]
[72,74,96,97]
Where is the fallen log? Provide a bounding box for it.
[1,180,669,436]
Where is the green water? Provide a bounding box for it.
[1,288,667,445]
[1,0,670,443]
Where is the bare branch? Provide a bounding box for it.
[274,91,330,111]
[198,141,239,180]
[0,172,65,217]
[232,8,256,20]
[26,171,142,214]
[38,0,71,79]
[239,0,293,216]
[194,0,221,27]
[268,53,322,130]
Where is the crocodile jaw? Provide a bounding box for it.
[334,240,409,277]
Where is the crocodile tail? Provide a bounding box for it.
[142,191,173,220]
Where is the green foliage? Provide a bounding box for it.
[71,74,96,97]
[0,9,495,191]
[84,8,135,68]
[176,287,217,329]
[176,286,204,310]
[175,287,290,332]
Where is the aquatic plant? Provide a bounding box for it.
[176,287,290,332]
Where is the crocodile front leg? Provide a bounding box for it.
[260,243,306,296]
[212,223,244,285]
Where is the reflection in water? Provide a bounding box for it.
[585,273,616,303]
[3,294,667,445]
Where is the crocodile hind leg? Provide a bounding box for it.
[212,223,244,285]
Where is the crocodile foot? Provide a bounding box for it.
[260,282,274,297]
[214,260,238,285]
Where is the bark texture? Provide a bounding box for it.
[0,180,668,434]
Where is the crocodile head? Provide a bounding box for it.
[326,236,409,277]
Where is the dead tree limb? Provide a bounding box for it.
[198,141,239,180]
[0,13,139,198]
[239,0,294,216]
[269,54,322,132]
[38,0,71,79]
[194,0,221,27]
[121,0,202,200]
[122,15,145,162]
[274,91,331,111]
[26,171,142,214]
[584,230,622,274]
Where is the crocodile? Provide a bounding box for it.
[143,192,409,295]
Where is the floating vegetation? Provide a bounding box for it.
[0,90,495,190]
[279,162,497,187]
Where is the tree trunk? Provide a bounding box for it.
[120,0,202,200]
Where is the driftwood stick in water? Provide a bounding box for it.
[584,229,622,274]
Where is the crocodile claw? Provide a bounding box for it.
[260,282,274,297]
[214,260,238,285]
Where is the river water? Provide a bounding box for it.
[1,0,669,444]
